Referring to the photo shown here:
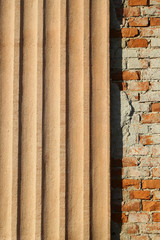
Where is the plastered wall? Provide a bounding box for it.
[0,0,110,239]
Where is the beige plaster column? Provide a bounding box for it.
[0,0,110,239]
[91,0,111,239]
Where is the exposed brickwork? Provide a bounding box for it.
[150,17,160,26]
[129,17,149,26]
[151,103,160,112]
[141,113,160,123]
[130,190,150,199]
[129,0,148,6]
[121,28,139,37]
[123,7,141,17]
[153,213,160,222]
[128,38,148,47]
[122,179,140,189]
[131,236,149,240]
[111,0,160,238]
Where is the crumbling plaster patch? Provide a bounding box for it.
[111,83,137,160]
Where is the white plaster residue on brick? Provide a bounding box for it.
[151,81,160,90]
[142,6,160,16]
[128,59,148,69]
[151,38,160,47]
[121,91,132,128]
[151,58,160,68]
[140,48,160,58]
[150,124,160,133]
[142,69,160,80]
[111,83,150,159]
[122,49,139,58]
[140,91,160,102]
[121,91,140,150]
[111,83,139,159]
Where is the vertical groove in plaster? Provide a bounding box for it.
[59,1,67,238]
[83,0,90,238]
[66,0,90,239]
[0,0,18,239]
[43,0,66,239]
[36,0,43,239]
[12,0,20,239]
[91,0,110,239]
[19,0,41,239]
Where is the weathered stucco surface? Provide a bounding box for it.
[0,0,111,239]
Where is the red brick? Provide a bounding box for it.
[122,157,138,167]
[128,82,149,91]
[141,223,160,233]
[129,145,149,155]
[122,201,140,211]
[129,17,149,27]
[142,179,160,189]
[153,213,160,222]
[141,113,160,123]
[140,134,160,145]
[143,201,160,211]
[123,7,140,17]
[128,39,148,48]
[123,71,141,80]
[121,28,139,37]
[130,190,150,200]
[128,213,149,223]
[111,71,141,81]
[131,236,149,240]
[151,103,160,112]
[151,18,160,26]
[153,168,160,177]
[127,224,139,234]
[129,0,148,6]
[140,135,152,145]
[112,213,128,223]
[123,179,139,189]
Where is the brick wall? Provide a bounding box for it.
[111,0,160,239]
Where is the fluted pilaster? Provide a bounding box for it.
[0,0,110,239]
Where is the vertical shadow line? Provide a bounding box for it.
[89,0,92,238]
[17,0,24,239]
[65,0,69,238]
[41,0,46,238]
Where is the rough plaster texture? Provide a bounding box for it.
[0,0,110,239]
[111,0,160,239]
